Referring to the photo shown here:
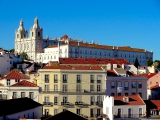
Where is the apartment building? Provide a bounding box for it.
[38,65,107,120]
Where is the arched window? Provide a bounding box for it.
[111,82,115,88]
[138,82,142,88]
[124,82,129,90]
[118,82,122,87]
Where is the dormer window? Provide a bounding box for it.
[123,97,129,102]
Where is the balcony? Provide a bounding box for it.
[90,114,94,117]
[45,79,49,83]
[61,102,73,107]
[96,101,103,106]
[90,102,95,105]
[97,80,101,83]
[43,102,53,106]
[95,114,102,117]
[54,102,58,105]
[77,80,81,83]
[90,80,94,83]
[40,89,106,95]
[75,101,83,106]
[54,80,58,83]
[63,80,67,83]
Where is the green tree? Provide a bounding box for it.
[152,62,159,68]
[134,57,140,69]
[146,58,153,67]
[20,52,28,60]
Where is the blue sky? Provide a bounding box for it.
[0,0,160,60]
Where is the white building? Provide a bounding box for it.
[0,70,39,102]
[103,94,146,120]
[14,19,153,66]
[0,97,42,120]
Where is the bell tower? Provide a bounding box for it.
[30,17,43,39]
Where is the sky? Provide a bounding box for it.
[0,0,160,60]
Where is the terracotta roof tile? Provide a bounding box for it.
[4,70,30,79]
[69,41,151,53]
[139,73,157,79]
[114,94,145,105]
[11,80,38,87]
[43,65,102,70]
[150,100,160,110]
[60,34,69,40]
[59,58,131,65]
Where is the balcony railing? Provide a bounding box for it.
[54,80,58,83]
[114,114,152,118]
[77,80,81,83]
[90,80,94,83]
[43,102,53,106]
[75,101,83,105]
[63,80,67,83]
[61,102,72,106]
[90,102,95,105]
[90,114,94,117]
[54,102,58,105]
[97,80,101,83]
[40,89,106,94]
[45,79,49,83]
[96,101,103,106]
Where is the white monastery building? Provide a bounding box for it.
[15,18,153,66]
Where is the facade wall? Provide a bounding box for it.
[106,77,147,100]
[0,106,42,120]
[39,69,106,119]
[147,73,160,89]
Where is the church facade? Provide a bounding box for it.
[15,18,153,66]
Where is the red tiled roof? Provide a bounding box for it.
[139,73,157,79]
[114,94,145,105]
[150,100,160,109]
[60,34,69,40]
[4,70,30,79]
[43,65,102,70]
[150,84,159,90]
[69,41,151,53]
[11,80,38,87]
[59,58,131,65]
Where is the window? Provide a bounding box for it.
[7,79,10,86]
[97,85,101,92]
[118,82,122,87]
[13,92,17,99]
[111,93,115,96]
[97,75,101,83]
[15,79,20,82]
[139,92,142,98]
[97,109,101,116]
[17,34,19,38]
[29,92,34,99]
[44,96,49,102]
[54,109,58,115]
[44,85,49,91]
[97,96,101,102]
[62,85,67,92]
[38,32,40,37]
[77,96,82,102]
[132,82,136,88]
[54,85,58,92]
[45,75,49,83]
[138,82,142,88]
[90,75,94,83]
[77,75,81,83]
[111,82,115,88]
[32,32,34,37]
[76,84,81,92]
[77,109,81,115]
[44,109,49,116]
[90,109,94,117]
[54,96,58,105]
[63,96,67,103]
[54,74,58,83]
[124,82,129,90]
[63,74,67,83]
[90,96,94,105]
[90,85,94,92]
[21,92,25,98]
[118,93,121,96]
[139,108,142,115]
[125,93,128,96]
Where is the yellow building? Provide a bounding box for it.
[38,65,106,120]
